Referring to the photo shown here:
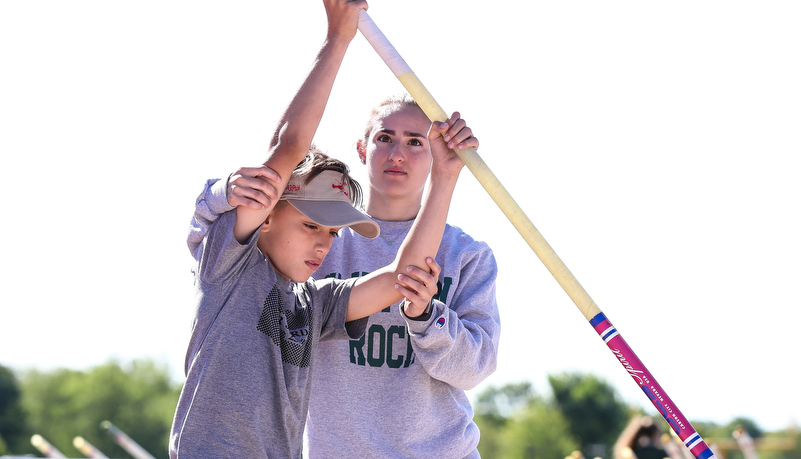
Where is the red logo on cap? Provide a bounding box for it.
[332,180,349,196]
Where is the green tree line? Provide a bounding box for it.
[0,360,180,458]
[1,360,797,458]
[473,375,800,459]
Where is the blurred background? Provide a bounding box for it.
[2,1,799,457]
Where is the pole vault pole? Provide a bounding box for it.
[100,421,156,459]
[357,10,716,459]
[30,434,67,459]
[73,436,110,459]
[733,426,759,459]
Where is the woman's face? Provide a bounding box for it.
[362,105,432,201]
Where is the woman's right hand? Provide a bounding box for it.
[227,165,282,210]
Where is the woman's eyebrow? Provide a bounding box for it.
[377,128,426,138]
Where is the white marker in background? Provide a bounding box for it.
[100,420,156,459]
[74,436,110,459]
[31,434,67,459]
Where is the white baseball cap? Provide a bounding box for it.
[280,169,380,239]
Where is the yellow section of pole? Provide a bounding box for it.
[395,70,601,320]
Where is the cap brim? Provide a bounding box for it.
[286,200,380,239]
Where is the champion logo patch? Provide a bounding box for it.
[435,317,445,329]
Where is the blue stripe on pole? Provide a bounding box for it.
[685,433,702,449]
[602,327,619,343]
[589,312,606,327]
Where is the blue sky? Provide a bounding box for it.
[2,1,799,434]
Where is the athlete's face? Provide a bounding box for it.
[258,202,340,282]
[362,105,432,201]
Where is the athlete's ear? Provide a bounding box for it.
[356,139,366,165]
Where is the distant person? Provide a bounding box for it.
[613,416,669,459]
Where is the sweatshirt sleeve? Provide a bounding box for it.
[187,177,234,260]
[403,241,501,390]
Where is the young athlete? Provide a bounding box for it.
[192,95,498,458]
[171,1,478,456]
[171,2,373,456]
[171,151,382,458]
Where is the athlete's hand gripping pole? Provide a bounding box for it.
[357,10,717,459]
